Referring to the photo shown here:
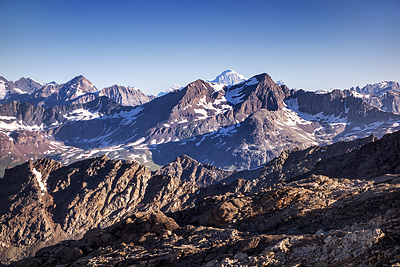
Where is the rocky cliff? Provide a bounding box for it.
[0,156,152,263]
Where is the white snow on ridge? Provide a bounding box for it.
[12,88,29,94]
[0,117,45,133]
[127,137,146,147]
[32,168,47,195]
[209,82,226,93]
[282,107,313,126]
[75,146,124,159]
[64,108,101,121]
[75,88,86,97]
[225,86,244,105]
[350,91,370,99]
[379,81,388,88]
[178,119,188,124]
[225,77,258,105]
[194,108,208,120]
[110,106,143,123]
[0,115,16,120]
[245,77,259,86]
[315,90,333,95]
[0,80,8,100]
[285,98,348,125]
[194,95,232,120]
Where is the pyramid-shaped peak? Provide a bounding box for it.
[69,75,90,83]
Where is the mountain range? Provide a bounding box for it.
[0,71,399,176]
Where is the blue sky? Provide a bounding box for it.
[1,0,399,94]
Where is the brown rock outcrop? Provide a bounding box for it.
[11,175,400,267]
[0,156,152,264]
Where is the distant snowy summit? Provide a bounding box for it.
[351,81,400,96]
[209,69,247,86]
[209,70,286,88]
[157,84,183,97]
[276,80,285,86]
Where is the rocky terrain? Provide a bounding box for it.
[0,154,250,264]
[255,135,377,188]
[9,175,400,267]
[1,129,400,266]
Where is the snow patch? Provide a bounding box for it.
[178,119,188,124]
[350,91,370,99]
[209,82,226,93]
[64,109,101,121]
[225,77,259,105]
[285,98,348,125]
[0,80,8,100]
[32,168,47,195]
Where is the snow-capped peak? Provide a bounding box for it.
[157,84,183,97]
[209,69,247,86]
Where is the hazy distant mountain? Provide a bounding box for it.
[157,84,183,97]
[209,69,247,85]
[0,75,154,108]
[349,81,400,114]
[100,85,153,106]
[0,76,43,100]
[352,81,400,96]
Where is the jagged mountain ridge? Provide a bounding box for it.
[0,76,42,100]
[0,75,154,108]
[1,73,400,173]
[348,81,400,114]
[352,81,400,95]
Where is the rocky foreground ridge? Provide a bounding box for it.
[9,176,400,267]
[1,130,400,266]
